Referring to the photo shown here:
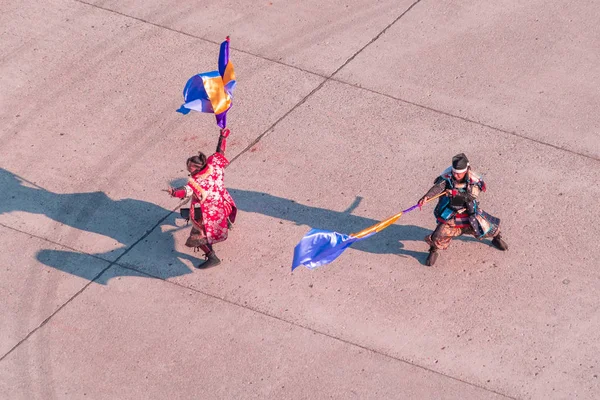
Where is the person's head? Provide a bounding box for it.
[451,153,470,181]
[186,152,207,175]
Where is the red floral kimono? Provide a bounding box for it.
[173,152,237,247]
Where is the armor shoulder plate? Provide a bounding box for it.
[468,170,482,182]
[435,166,453,184]
[468,170,486,191]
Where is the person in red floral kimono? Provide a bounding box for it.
[166,128,237,268]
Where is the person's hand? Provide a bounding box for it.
[163,188,174,196]
[418,196,428,210]
[220,128,230,138]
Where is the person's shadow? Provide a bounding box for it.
[0,168,202,284]
[0,168,481,283]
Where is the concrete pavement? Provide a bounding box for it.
[1,0,599,398]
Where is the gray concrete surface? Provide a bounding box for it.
[0,225,110,356]
[0,266,507,399]
[335,0,600,159]
[1,0,599,399]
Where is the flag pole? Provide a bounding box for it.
[350,191,447,239]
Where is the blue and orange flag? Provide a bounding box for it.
[178,37,236,128]
[291,192,447,271]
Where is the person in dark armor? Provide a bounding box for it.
[418,153,507,266]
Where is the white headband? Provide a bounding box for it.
[452,164,469,174]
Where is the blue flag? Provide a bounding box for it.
[291,229,373,271]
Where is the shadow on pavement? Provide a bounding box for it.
[228,188,482,266]
[0,168,200,284]
[0,168,485,282]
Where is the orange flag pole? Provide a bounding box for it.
[350,191,447,239]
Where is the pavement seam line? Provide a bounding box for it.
[228,77,327,164]
[71,0,426,164]
[229,0,423,163]
[329,0,423,79]
[329,78,600,162]
[0,207,178,362]
[0,267,109,363]
[72,0,326,79]
[0,222,114,265]
[73,0,597,163]
[105,262,517,400]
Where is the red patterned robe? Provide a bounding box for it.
[173,152,237,246]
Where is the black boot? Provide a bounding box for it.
[197,251,221,269]
[491,234,508,251]
[425,246,439,266]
